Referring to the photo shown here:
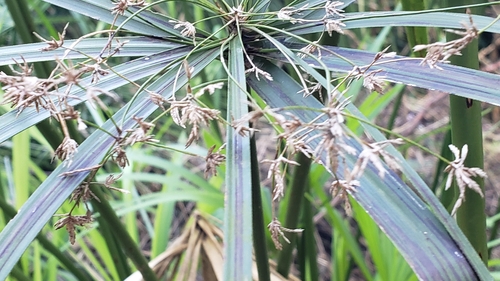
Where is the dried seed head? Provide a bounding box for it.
[0,72,47,114]
[350,139,403,180]
[284,135,314,158]
[53,137,79,167]
[104,173,122,187]
[54,211,93,245]
[306,99,354,173]
[261,156,299,201]
[33,23,69,51]
[298,42,320,59]
[414,13,478,69]
[80,61,109,84]
[103,173,130,193]
[205,144,226,178]
[245,66,273,81]
[168,94,220,147]
[112,146,130,168]
[444,144,487,216]
[362,70,386,94]
[267,217,303,250]
[111,0,146,15]
[277,4,308,24]
[70,182,99,204]
[170,20,196,38]
[324,19,346,36]
[229,4,251,23]
[194,82,224,97]
[324,1,345,17]
[147,91,165,110]
[330,165,360,216]
[123,116,158,146]
[59,105,80,121]
[276,113,303,136]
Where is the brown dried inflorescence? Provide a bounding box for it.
[33,23,69,51]
[444,144,487,216]
[262,156,300,201]
[111,146,130,168]
[170,20,196,39]
[123,116,159,146]
[350,139,403,180]
[413,12,478,69]
[111,0,146,15]
[205,144,226,178]
[169,94,221,147]
[53,137,79,167]
[70,182,99,204]
[0,57,67,115]
[267,217,303,250]
[54,211,93,245]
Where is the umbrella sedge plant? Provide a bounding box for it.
[0,0,500,280]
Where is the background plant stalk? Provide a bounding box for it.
[445,0,488,264]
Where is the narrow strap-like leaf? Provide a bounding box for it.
[0,46,191,144]
[248,61,489,280]
[0,37,181,65]
[0,48,219,279]
[286,11,500,35]
[223,36,253,281]
[43,0,174,37]
[261,43,500,105]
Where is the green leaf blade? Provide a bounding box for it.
[0,49,219,279]
[262,44,500,105]
[288,12,500,35]
[224,37,253,281]
[248,62,490,280]
[43,0,175,37]
[0,46,191,145]
[0,37,181,65]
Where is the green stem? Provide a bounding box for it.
[276,152,311,277]
[250,135,271,281]
[301,196,318,281]
[389,0,427,139]
[385,91,403,137]
[444,0,488,264]
[10,265,31,281]
[90,186,158,281]
[93,211,131,279]
[401,0,428,56]
[489,201,500,257]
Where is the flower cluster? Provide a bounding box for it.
[277,1,346,36]
[444,144,487,216]
[54,211,93,245]
[111,0,146,15]
[413,13,478,69]
[169,94,221,147]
